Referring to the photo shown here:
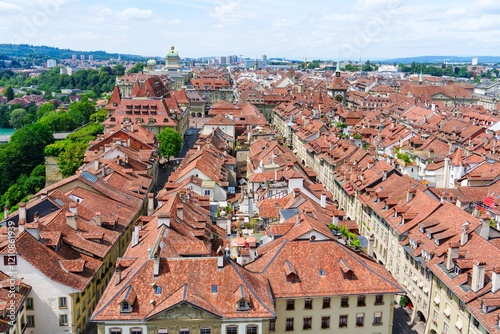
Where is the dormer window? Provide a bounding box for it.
[434,238,440,246]
[237,299,250,311]
[420,226,424,233]
[121,301,132,313]
[455,266,461,275]
[427,231,432,240]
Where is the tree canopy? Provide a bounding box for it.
[157,127,182,161]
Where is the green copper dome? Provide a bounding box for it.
[167,46,179,57]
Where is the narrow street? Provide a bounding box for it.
[155,128,200,191]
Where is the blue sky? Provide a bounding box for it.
[1,0,499,60]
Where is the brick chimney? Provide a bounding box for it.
[460,223,469,246]
[114,268,121,285]
[66,212,78,230]
[492,267,500,293]
[471,260,486,292]
[148,193,155,216]
[18,219,25,233]
[479,218,490,240]
[445,242,459,270]
[406,188,416,203]
[69,202,78,216]
[94,212,102,226]
[321,192,327,208]
[3,206,8,220]
[19,202,26,221]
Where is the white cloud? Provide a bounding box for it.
[96,6,154,21]
[208,0,257,28]
[0,1,21,15]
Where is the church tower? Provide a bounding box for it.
[327,60,347,105]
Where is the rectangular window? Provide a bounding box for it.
[246,326,257,334]
[447,287,453,299]
[356,313,364,326]
[373,312,382,325]
[201,328,211,334]
[269,320,275,332]
[26,297,34,310]
[304,299,312,310]
[59,297,67,308]
[110,329,121,334]
[339,315,348,327]
[443,324,449,334]
[322,297,331,309]
[321,316,330,329]
[131,330,142,334]
[204,190,211,196]
[59,314,68,326]
[27,315,35,327]
[286,299,295,310]
[357,295,366,306]
[226,326,238,334]
[341,296,349,307]
[303,317,312,330]
[179,329,190,334]
[212,285,217,293]
[374,294,383,305]
[286,318,294,331]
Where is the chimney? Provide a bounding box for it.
[153,254,160,276]
[114,268,121,285]
[94,212,102,226]
[3,206,8,219]
[217,245,224,268]
[69,202,78,216]
[492,267,500,293]
[367,236,374,257]
[248,193,254,216]
[157,212,170,227]
[406,188,416,203]
[296,214,302,225]
[148,193,155,215]
[33,212,39,222]
[431,103,436,111]
[66,212,78,230]
[382,170,388,181]
[445,242,459,270]
[94,159,99,171]
[471,260,486,292]
[104,144,111,152]
[132,224,140,247]
[479,218,490,240]
[18,219,25,233]
[367,159,374,169]
[19,202,26,221]
[293,188,300,197]
[460,223,469,246]
[176,204,183,220]
[321,192,327,208]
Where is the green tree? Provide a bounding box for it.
[128,62,145,73]
[57,141,88,177]
[113,64,126,76]
[9,108,27,129]
[157,127,182,161]
[36,102,56,120]
[3,86,14,101]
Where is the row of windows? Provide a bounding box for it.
[286,295,383,310]
[109,326,259,334]
[280,313,383,331]
[26,296,67,310]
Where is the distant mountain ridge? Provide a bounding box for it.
[381,55,500,64]
[0,44,146,61]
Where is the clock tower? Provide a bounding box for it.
[327,60,347,105]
